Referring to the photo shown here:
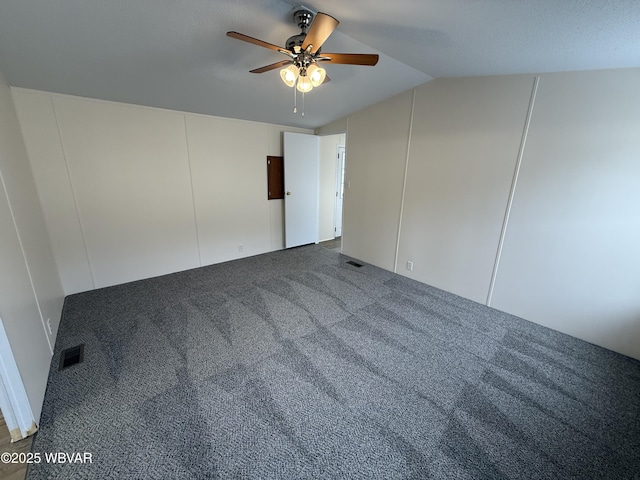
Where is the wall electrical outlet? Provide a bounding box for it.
[47,318,52,335]
[406,261,414,271]
[238,244,244,252]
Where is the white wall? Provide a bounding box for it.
[398,76,535,303]
[53,97,200,289]
[315,117,347,137]
[186,115,271,265]
[9,92,93,294]
[0,73,63,424]
[343,90,414,271]
[318,133,345,241]
[13,89,312,294]
[339,68,640,360]
[490,69,640,359]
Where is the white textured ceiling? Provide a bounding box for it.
[0,0,638,129]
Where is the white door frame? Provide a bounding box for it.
[333,146,345,238]
[0,318,36,440]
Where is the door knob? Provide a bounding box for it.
[286,191,292,195]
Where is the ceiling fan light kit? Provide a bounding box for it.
[296,74,313,93]
[227,6,379,116]
[280,64,299,87]
[306,63,326,87]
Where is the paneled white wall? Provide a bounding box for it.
[341,68,640,360]
[490,69,640,359]
[13,89,312,294]
[10,92,92,294]
[186,115,271,265]
[0,74,63,424]
[343,90,414,271]
[53,97,200,289]
[398,76,535,303]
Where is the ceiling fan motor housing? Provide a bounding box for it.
[286,33,307,52]
[293,9,314,31]
[286,9,316,53]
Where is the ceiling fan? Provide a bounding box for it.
[226,7,379,97]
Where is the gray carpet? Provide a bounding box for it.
[28,245,640,479]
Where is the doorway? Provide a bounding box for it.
[316,133,346,251]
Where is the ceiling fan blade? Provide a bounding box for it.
[301,12,339,53]
[317,53,379,66]
[227,31,285,53]
[250,60,292,74]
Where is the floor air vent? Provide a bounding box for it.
[346,261,363,267]
[59,344,85,371]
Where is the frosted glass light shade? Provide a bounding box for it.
[296,75,313,93]
[307,63,326,87]
[280,65,299,87]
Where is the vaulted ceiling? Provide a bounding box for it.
[1,0,638,129]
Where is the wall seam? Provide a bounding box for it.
[50,97,97,290]
[182,115,202,266]
[486,76,540,306]
[393,89,417,273]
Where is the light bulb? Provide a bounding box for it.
[307,63,326,87]
[280,65,299,87]
[296,74,313,93]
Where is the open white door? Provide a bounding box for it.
[284,132,320,248]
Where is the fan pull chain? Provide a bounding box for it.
[293,80,297,113]
[301,91,305,116]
